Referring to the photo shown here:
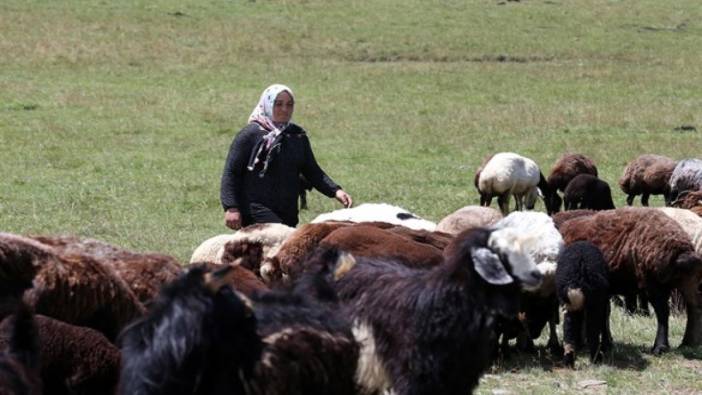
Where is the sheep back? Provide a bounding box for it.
[477,152,540,195]
[547,153,598,192]
[619,154,676,195]
[436,206,503,235]
[669,159,702,200]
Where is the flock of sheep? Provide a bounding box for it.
[1,152,702,394]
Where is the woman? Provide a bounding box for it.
[220,84,352,230]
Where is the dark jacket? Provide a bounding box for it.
[220,123,340,226]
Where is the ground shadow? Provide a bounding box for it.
[491,342,649,372]
[676,345,702,360]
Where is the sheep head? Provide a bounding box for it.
[473,227,543,291]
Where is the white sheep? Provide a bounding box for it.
[656,207,702,254]
[311,203,437,231]
[436,205,503,235]
[476,152,543,216]
[669,158,702,204]
[189,223,296,265]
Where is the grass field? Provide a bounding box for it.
[1,0,702,393]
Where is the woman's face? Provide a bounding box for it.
[272,91,294,124]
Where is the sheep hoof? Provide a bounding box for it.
[651,344,670,355]
[563,352,575,368]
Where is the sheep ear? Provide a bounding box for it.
[471,247,514,285]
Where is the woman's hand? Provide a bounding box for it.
[335,189,353,208]
[224,208,242,230]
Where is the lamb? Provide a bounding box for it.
[619,154,677,206]
[119,264,358,395]
[492,211,564,354]
[312,203,437,231]
[669,158,702,203]
[559,207,702,353]
[555,241,611,367]
[547,153,599,193]
[189,223,296,265]
[436,205,503,235]
[563,174,616,211]
[334,227,543,395]
[0,315,120,395]
[30,235,182,304]
[475,152,561,215]
[0,233,145,341]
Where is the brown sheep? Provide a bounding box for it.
[619,154,677,206]
[0,315,120,395]
[0,233,145,341]
[547,153,599,193]
[551,210,597,230]
[30,235,182,305]
[559,208,702,353]
[671,190,702,210]
[184,262,269,297]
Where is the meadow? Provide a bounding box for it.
[1,0,702,393]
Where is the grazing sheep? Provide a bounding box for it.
[0,315,120,395]
[493,212,564,354]
[312,203,437,231]
[0,233,145,341]
[335,227,543,395]
[30,235,182,305]
[189,223,296,265]
[669,158,702,203]
[119,264,358,395]
[476,152,560,215]
[436,205,503,235]
[559,208,702,353]
[547,153,599,193]
[556,241,611,367]
[619,154,677,206]
[563,174,616,211]
[671,190,702,210]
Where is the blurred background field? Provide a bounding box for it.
[1,1,701,391]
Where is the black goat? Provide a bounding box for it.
[556,241,611,367]
[335,227,543,395]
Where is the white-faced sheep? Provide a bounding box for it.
[556,241,611,367]
[0,233,145,341]
[619,154,677,206]
[547,153,599,193]
[312,203,437,231]
[493,211,564,354]
[436,205,503,235]
[30,235,182,305]
[563,174,616,211]
[334,227,543,395]
[475,152,561,215]
[119,263,359,395]
[559,207,702,354]
[669,158,702,204]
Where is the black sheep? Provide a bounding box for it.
[556,241,611,367]
[335,227,543,395]
[119,263,358,395]
[563,174,615,211]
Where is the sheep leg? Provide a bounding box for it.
[480,193,493,207]
[601,301,613,353]
[626,194,635,206]
[497,194,511,216]
[641,193,651,207]
[547,305,562,355]
[679,278,702,347]
[562,310,583,368]
[586,303,607,364]
[638,292,650,316]
[648,286,671,354]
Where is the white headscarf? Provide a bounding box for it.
[248,84,294,148]
[246,84,295,175]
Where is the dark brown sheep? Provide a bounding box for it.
[0,314,120,395]
[551,209,597,230]
[671,190,702,210]
[0,233,145,341]
[547,153,599,193]
[31,235,182,305]
[619,154,677,206]
[185,262,269,297]
[559,207,702,353]
[563,174,616,211]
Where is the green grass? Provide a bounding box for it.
[2,0,702,392]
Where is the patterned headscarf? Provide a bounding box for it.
[246,84,295,176]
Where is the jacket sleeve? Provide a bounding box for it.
[220,127,257,211]
[300,135,341,198]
